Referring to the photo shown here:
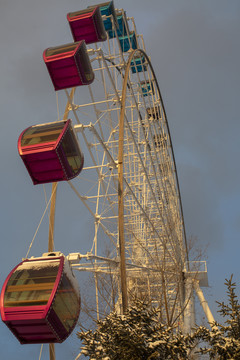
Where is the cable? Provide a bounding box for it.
[25,185,57,258]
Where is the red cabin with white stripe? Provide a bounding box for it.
[43,41,94,91]
[0,253,80,344]
[18,119,84,185]
[67,6,107,44]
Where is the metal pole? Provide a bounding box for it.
[48,87,73,254]
[49,343,56,360]
[48,182,58,253]
[118,83,128,314]
[47,87,76,360]
[48,182,58,360]
[117,49,151,314]
[184,278,195,335]
[194,281,216,329]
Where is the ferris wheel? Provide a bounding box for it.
[0,2,213,360]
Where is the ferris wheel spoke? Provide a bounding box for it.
[122,114,181,258]
[68,181,118,250]
[122,177,180,269]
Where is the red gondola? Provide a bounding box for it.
[43,41,94,91]
[0,253,80,344]
[18,119,84,185]
[67,6,107,44]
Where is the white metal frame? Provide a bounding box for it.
[37,8,214,360]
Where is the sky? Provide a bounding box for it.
[0,0,240,359]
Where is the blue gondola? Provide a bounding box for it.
[119,31,137,52]
[140,80,155,97]
[131,56,147,74]
[108,11,128,39]
[91,1,117,32]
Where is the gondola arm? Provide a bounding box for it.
[48,88,76,360]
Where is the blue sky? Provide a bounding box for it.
[0,0,240,358]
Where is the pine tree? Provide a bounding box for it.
[78,277,240,359]
[194,275,240,359]
[78,301,195,359]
